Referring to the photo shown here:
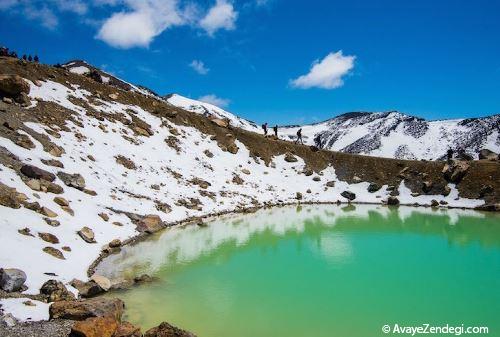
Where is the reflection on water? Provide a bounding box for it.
[97,205,500,337]
[96,204,500,282]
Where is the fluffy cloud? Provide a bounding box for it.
[96,0,186,48]
[189,60,209,75]
[199,0,238,36]
[290,51,356,89]
[198,94,230,108]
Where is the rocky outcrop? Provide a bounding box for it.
[0,268,26,292]
[442,160,470,183]
[40,280,75,302]
[90,274,111,291]
[144,322,197,337]
[387,196,400,205]
[0,75,30,103]
[136,215,163,233]
[71,279,104,298]
[49,298,124,321]
[114,321,142,337]
[367,182,381,193]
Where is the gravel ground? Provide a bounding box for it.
[0,319,73,337]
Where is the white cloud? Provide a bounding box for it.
[96,0,186,48]
[189,60,209,75]
[199,0,238,36]
[198,94,230,108]
[24,5,59,29]
[290,51,356,89]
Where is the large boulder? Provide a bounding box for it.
[136,214,163,233]
[387,196,400,205]
[144,322,197,337]
[49,297,124,321]
[284,152,298,163]
[0,74,30,99]
[341,191,356,201]
[478,149,498,161]
[0,268,26,292]
[210,118,229,128]
[442,160,470,183]
[57,172,86,190]
[70,315,118,337]
[20,164,56,182]
[367,182,381,193]
[71,279,104,298]
[40,279,75,302]
[114,321,142,337]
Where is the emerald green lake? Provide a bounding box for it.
[97,205,500,337]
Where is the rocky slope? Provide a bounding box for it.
[0,56,498,333]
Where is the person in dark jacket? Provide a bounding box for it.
[447,149,454,163]
[295,128,303,144]
[273,125,278,137]
[28,55,32,62]
[262,123,268,136]
[34,55,39,63]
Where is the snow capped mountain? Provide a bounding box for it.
[280,112,500,160]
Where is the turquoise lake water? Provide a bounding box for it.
[97,205,500,337]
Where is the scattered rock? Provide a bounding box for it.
[53,197,69,207]
[430,199,439,207]
[144,322,196,337]
[41,206,58,218]
[226,143,239,154]
[58,172,86,190]
[50,297,124,321]
[422,181,433,193]
[78,227,96,243]
[367,182,381,193]
[62,205,75,216]
[352,176,362,183]
[303,168,313,176]
[296,192,303,200]
[25,179,41,191]
[284,152,298,163]
[90,274,111,291]
[70,315,118,337]
[0,268,27,292]
[41,159,64,168]
[203,149,213,158]
[38,232,59,244]
[312,176,321,182]
[20,164,56,182]
[241,168,251,175]
[325,181,335,188]
[442,185,451,197]
[18,227,34,237]
[44,218,61,227]
[210,118,229,128]
[98,213,109,221]
[43,247,65,259]
[134,274,155,284]
[136,215,163,233]
[478,149,498,160]
[232,174,244,185]
[71,279,103,298]
[40,279,75,302]
[341,191,356,201]
[109,239,121,248]
[387,196,400,205]
[474,203,500,212]
[115,155,136,170]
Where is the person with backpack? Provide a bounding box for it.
[273,125,278,137]
[296,128,303,144]
[262,123,268,136]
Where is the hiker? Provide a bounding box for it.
[22,54,27,61]
[295,128,303,145]
[34,55,39,63]
[447,149,453,162]
[0,47,7,56]
[273,125,278,137]
[28,55,32,62]
[262,123,268,136]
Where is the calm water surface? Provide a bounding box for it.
[97,205,500,337]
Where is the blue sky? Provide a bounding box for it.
[1,0,499,125]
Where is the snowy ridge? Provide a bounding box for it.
[166,94,258,131]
